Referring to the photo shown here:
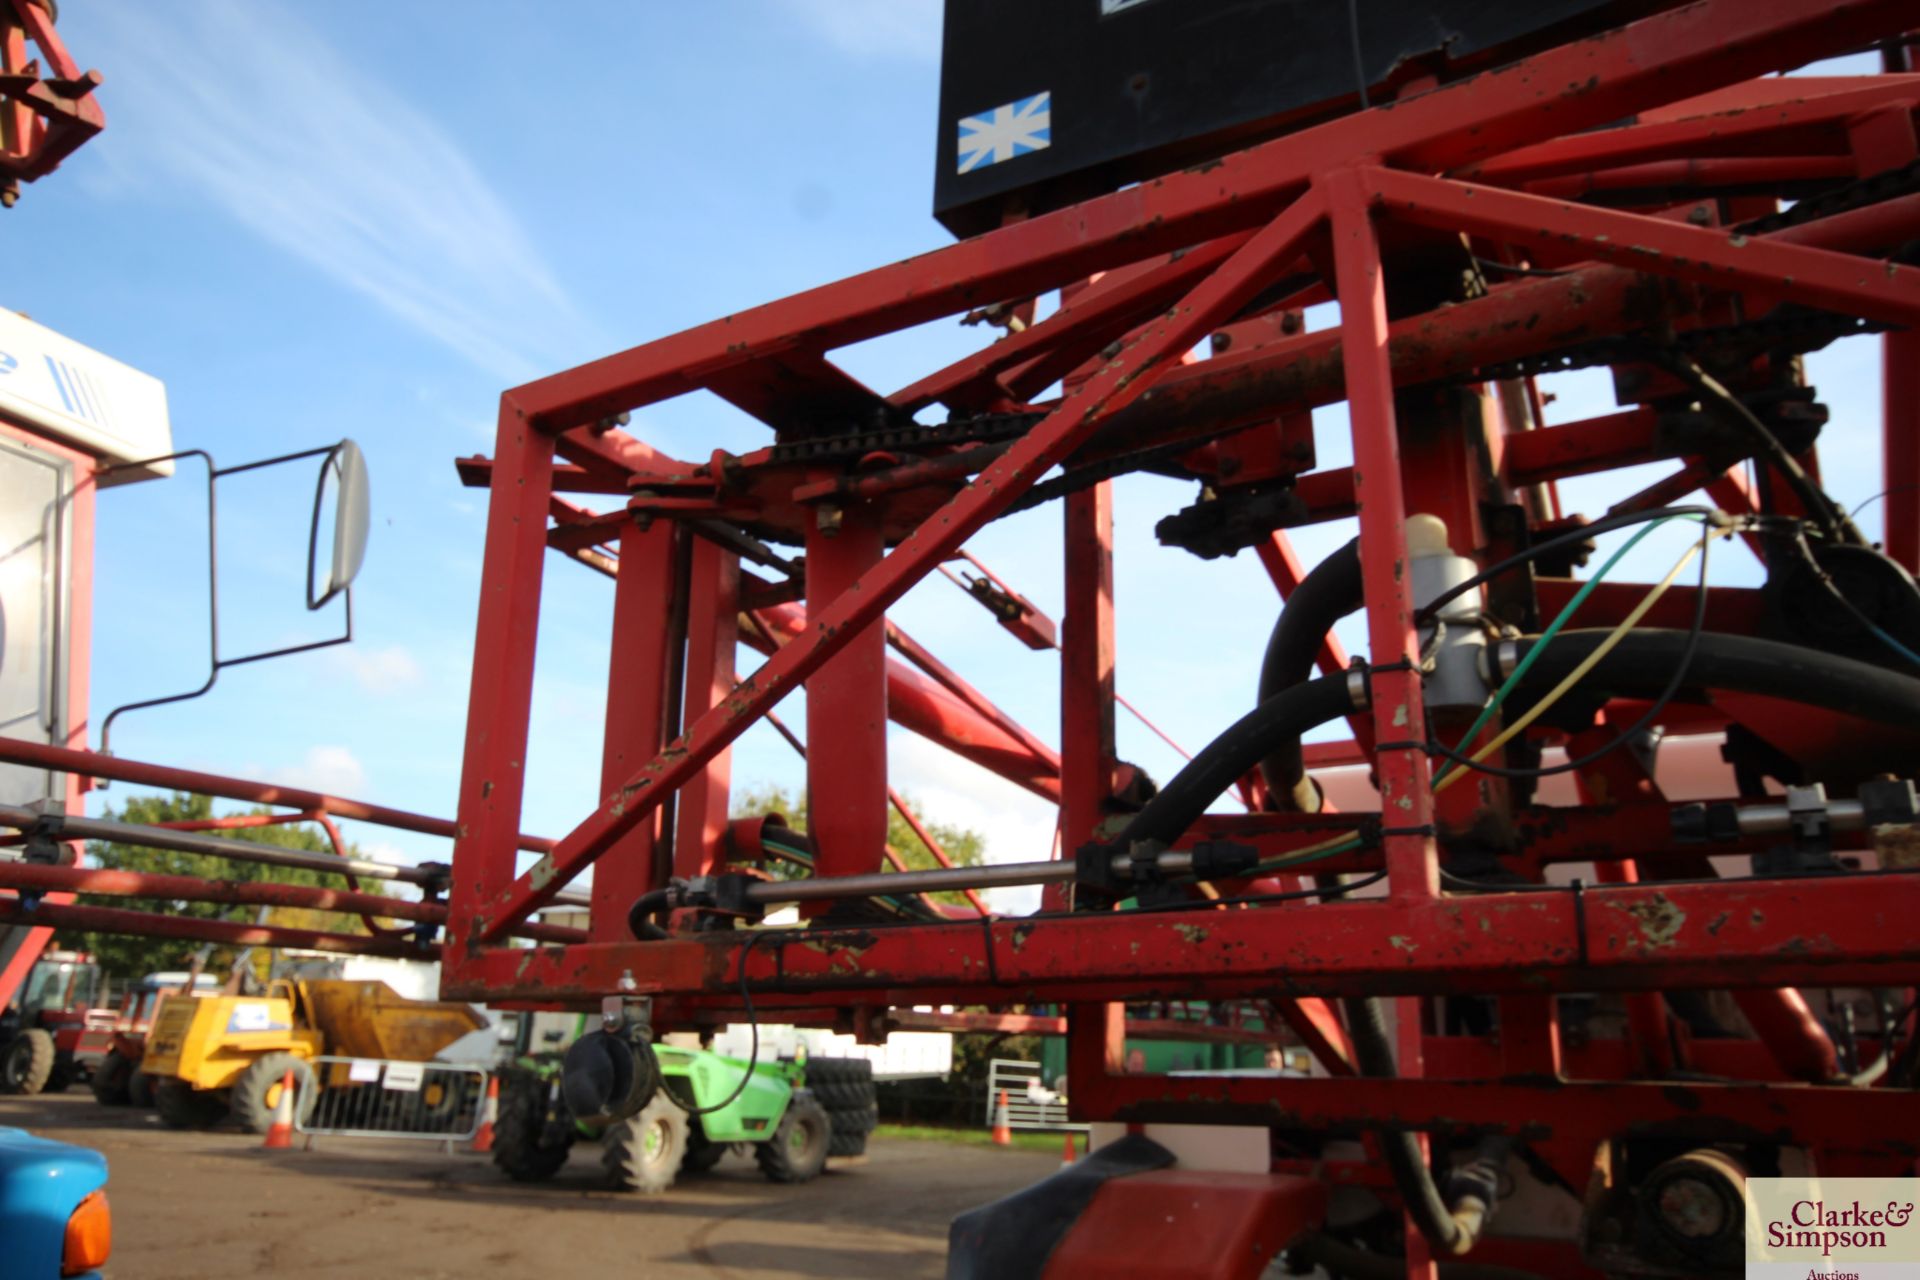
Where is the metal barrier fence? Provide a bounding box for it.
[985,1057,1086,1133]
[294,1057,488,1143]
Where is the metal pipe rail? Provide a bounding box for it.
[0,804,592,907]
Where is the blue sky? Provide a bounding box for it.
[8,5,1891,906]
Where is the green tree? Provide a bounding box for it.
[732,783,985,905]
[55,792,369,984]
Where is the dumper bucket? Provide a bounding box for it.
[297,980,486,1062]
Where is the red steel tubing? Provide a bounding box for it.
[0,898,432,960]
[0,733,554,854]
[0,862,585,945]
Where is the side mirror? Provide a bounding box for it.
[308,439,370,610]
[99,438,374,753]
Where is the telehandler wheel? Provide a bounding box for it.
[231,1052,317,1133]
[682,1123,727,1175]
[0,1028,54,1094]
[602,1094,689,1194]
[756,1091,830,1183]
[493,1070,572,1182]
[127,1068,155,1108]
[153,1078,230,1129]
[91,1050,134,1105]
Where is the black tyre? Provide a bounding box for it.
[127,1068,155,1108]
[682,1122,727,1175]
[804,1057,876,1111]
[0,1028,55,1095]
[91,1050,134,1105]
[756,1091,830,1183]
[230,1052,317,1134]
[602,1094,689,1193]
[413,1072,468,1125]
[43,1058,75,1093]
[493,1072,572,1183]
[827,1126,869,1158]
[153,1078,230,1129]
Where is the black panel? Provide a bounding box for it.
[934,0,1649,237]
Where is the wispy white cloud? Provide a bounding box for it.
[83,0,598,381]
[266,744,368,796]
[327,643,423,695]
[778,0,942,61]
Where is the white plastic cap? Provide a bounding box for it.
[1405,513,1450,558]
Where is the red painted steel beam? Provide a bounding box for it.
[1524,156,1859,200]
[1087,184,1917,468]
[496,0,1907,432]
[1363,168,1920,330]
[595,522,677,941]
[674,538,740,879]
[1461,77,1920,185]
[1083,1072,1920,1153]
[0,862,584,945]
[749,603,1062,801]
[886,1008,1276,1046]
[469,191,1332,941]
[1886,330,1920,571]
[0,734,553,854]
[805,497,889,886]
[0,898,433,960]
[1327,169,1437,906]
[443,870,1920,1004]
[892,232,1254,412]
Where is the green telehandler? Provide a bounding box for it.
[493,1037,876,1193]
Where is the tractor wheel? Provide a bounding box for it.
[127,1068,155,1108]
[91,1050,134,1105]
[602,1094,689,1194]
[493,1071,572,1182]
[804,1057,876,1111]
[153,1078,230,1129]
[230,1052,317,1133]
[682,1123,727,1175]
[809,1057,877,1158]
[756,1091,830,1183]
[43,1059,74,1093]
[827,1102,876,1158]
[0,1028,55,1095]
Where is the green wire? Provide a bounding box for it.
[1430,512,1704,787]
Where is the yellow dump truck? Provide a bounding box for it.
[141,979,486,1132]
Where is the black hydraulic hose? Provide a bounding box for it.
[1106,664,1505,1258]
[1501,629,1920,726]
[1257,538,1363,810]
[627,889,673,941]
[1337,996,1512,1256]
[1118,675,1362,849]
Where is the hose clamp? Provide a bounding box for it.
[1494,639,1519,682]
[1346,664,1372,711]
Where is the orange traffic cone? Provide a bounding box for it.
[471,1074,499,1153]
[1061,1130,1078,1166]
[262,1069,296,1150]
[990,1089,1012,1147]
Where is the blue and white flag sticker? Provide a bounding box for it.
[957,92,1051,174]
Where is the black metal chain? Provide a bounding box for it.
[764,408,1043,468]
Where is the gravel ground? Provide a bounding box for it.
[1,1091,1059,1278]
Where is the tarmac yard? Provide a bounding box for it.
[1,1093,1058,1278]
